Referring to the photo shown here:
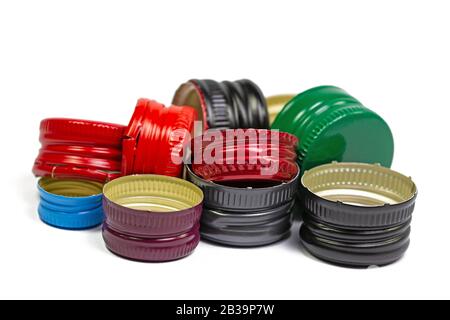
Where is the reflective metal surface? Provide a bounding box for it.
[102,174,203,262]
[38,177,104,230]
[302,162,417,207]
[299,162,417,267]
[103,174,203,212]
[271,86,394,172]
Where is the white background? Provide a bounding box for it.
[0,0,448,300]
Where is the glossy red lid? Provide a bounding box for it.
[191,129,299,182]
[122,99,196,177]
[33,118,125,182]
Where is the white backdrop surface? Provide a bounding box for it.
[0,0,448,299]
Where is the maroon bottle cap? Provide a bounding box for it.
[102,175,203,262]
[103,223,200,262]
[102,175,203,237]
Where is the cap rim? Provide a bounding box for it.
[103,174,203,237]
[185,164,299,211]
[300,162,417,228]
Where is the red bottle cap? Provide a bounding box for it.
[33,118,125,182]
[192,129,299,182]
[122,99,197,177]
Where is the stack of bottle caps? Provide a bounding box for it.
[186,129,300,247]
[30,79,418,268]
[32,100,198,234]
[33,118,125,229]
[271,86,417,267]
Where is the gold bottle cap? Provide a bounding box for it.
[266,94,295,125]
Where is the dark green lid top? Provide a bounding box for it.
[271,86,394,171]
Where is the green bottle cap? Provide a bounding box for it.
[271,86,394,171]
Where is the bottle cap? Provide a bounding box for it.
[272,86,394,171]
[38,177,104,230]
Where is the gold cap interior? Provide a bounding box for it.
[301,162,417,207]
[39,177,103,197]
[266,94,295,124]
[103,174,204,212]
